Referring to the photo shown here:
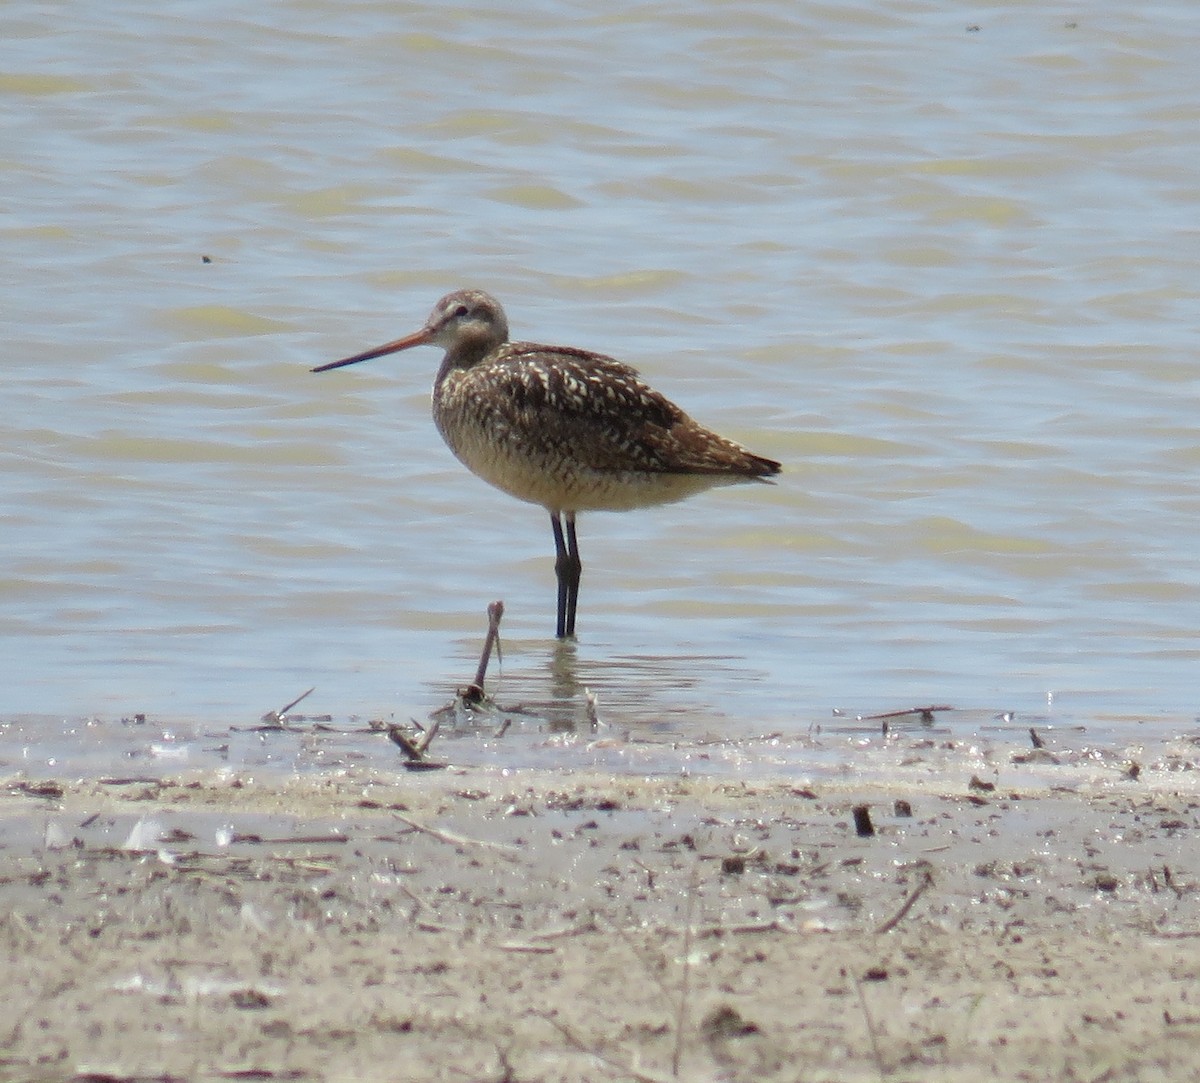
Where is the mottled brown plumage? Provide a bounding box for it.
[314,289,780,637]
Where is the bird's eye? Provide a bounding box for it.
[453,304,470,319]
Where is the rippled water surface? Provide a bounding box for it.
[4,2,1198,761]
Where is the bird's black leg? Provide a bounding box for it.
[563,513,581,637]
[551,513,569,638]
[550,512,582,639]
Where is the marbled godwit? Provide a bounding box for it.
[313,289,780,638]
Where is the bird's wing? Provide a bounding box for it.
[464,344,768,477]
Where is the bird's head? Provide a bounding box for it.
[313,289,509,373]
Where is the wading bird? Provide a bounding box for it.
[313,289,780,638]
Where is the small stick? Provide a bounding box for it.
[860,704,952,722]
[613,927,679,1020]
[462,600,504,705]
[529,919,599,941]
[875,868,934,935]
[230,833,349,846]
[392,811,520,858]
[415,715,441,755]
[497,942,557,955]
[386,725,425,760]
[693,919,788,936]
[539,1013,676,1083]
[1029,727,1045,748]
[672,864,700,1078]
[1162,864,1186,900]
[852,971,887,1082]
[96,777,164,787]
[260,686,316,726]
[415,919,464,934]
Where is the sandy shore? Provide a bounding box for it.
[3,752,1200,1082]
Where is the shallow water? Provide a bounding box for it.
[4,3,1199,766]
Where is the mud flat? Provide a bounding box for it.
[2,735,1200,1082]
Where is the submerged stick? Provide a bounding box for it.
[875,868,934,935]
[860,704,952,723]
[260,686,316,726]
[392,811,520,858]
[462,600,504,706]
[386,723,425,760]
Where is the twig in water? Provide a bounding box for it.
[859,704,953,723]
[385,715,443,763]
[392,811,520,860]
[260,686,316,726]
[386,724,424,760]
[415,715,440,755]
[875,867,934,935]
[461,600,504,705]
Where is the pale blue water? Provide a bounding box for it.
[3,2,1198,772]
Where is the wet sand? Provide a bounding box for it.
[3,732,1200,1083]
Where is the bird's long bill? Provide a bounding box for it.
[311,326,434,373]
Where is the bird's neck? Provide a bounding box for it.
[433,332,505,387]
